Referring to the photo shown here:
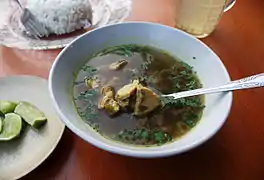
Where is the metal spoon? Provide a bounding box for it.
[162,73,264,99]
[14,0,48,38]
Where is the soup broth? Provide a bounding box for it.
[73,45,204,146]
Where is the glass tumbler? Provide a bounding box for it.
[175,0,236,38]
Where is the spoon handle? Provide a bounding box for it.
[163,73,264,99]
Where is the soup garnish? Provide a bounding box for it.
[73,44,205,146]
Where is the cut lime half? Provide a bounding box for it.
[0,113,22,141]
[0,101,17,114]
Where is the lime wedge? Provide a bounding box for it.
[0,113,22,141]
[0,101,17,114]
[14,102,47,129]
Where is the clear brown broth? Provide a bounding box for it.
[73,45,204,146]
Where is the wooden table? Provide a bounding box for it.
[1,0,264,179]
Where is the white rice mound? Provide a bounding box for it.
[26,0,92,36]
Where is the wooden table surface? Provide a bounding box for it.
[1,0,264,179]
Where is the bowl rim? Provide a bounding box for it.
[49,21,233,158]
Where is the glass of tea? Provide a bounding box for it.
[175,0,236,38]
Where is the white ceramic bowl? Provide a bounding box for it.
[49,22,232,158]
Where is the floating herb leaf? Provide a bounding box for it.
[186,80,198,90]
[183,112,199,128]
[74,66,97,86]
[78,89,97,101]
[140,52,153,71]
[77,88,99,122]
[90,122,100,132]
[154,131,172,144]
[181,61,193,70]
[81,65,98,77]
[74,80,85,86]
[79,102,98,120]
[184,119,196,128]
[141,129,150,139]
[82,65,97,72]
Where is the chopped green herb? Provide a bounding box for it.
[175,83,181,89]
[184,119,196,128]
[74,66,97,86]
[179,70,188,76]
[77,88,99,122]
[140,52,153,70]
[161,96,204,109]
[186,80,198,90]
[134,129,143,138]
[82,65,97,73]
[181,61,193,70]
[141,129,150,139]
[81,65,98,78]
[170,63,201,92]
[116,128,172,145]
[90,123,100,132]
[96,44,146,57]
[77,89,98,101]
[74,80,85,85]
[154,131,169,144]
[183,112,200,128]
[80,104,98,120]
